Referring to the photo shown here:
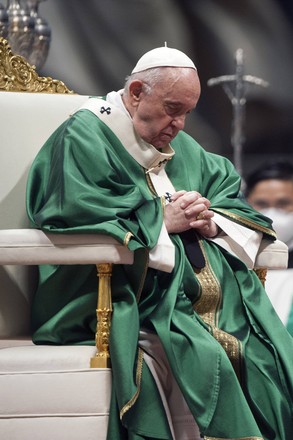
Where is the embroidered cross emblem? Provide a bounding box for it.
[100,106,111,115]
[164,192,173,202]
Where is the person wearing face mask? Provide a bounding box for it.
[245,160,293,335]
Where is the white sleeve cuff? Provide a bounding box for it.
[210,212,263,269]
[149,223,175,273]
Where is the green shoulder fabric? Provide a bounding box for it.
[26,110,164,251]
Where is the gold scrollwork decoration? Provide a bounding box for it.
[0,37,73,94]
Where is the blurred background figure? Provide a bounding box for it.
[245,161,293,336]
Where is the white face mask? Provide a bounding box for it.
[260,208,293,247]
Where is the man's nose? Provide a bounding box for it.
[171,115,186,130]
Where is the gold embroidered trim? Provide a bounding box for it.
[145,171,157,197]
[193,240,242,379]
[204,436,263,440]
[120,347,144,419]
[193,243,221,326]
[160,195,166,213]
[124,232,134,246]
[212,208,276,238]
[211,327,242,380]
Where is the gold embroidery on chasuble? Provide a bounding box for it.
[145,171,158,197]
[193,240,242,380]
[212,208,276,239]
[124,232,133,246]
[120,348,144,419]
[204,436,263,440]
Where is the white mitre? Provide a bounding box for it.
[131,46,197,73]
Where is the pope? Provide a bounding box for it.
[27,46,293,440]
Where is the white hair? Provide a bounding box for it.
[124,66,194,96]
[124,68,164,95]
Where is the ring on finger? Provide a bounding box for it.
[197,212,205,220]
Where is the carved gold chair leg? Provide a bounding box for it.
[254,267,268,287]
[90,263,113,368]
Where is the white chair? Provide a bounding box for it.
[0,37,134,440]
[0,37,288,440]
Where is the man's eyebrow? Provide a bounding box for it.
[164,99,197,112]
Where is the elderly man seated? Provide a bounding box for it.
[26,46,293,440]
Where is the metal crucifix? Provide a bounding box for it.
[207,48,269,178]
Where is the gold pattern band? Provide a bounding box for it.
[120,348,144,419]
[0,37,73,94]
[145,170,158,197]
[160,194,166,213]
[204,436,263,440]
[212,208,276,238]
[193,239,242,379]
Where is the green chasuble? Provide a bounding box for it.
[26,97,293,440]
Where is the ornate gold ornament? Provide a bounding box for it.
[0,37,73,93]
[90,263,113,368]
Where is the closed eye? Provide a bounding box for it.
[164,104,194,118]
[165,104,182,116]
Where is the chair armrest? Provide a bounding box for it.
[0,230,287,270]
[0,228,134,368]
[254,238,288,270]
[0,229,133,266]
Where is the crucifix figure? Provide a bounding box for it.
[207,48,269,179]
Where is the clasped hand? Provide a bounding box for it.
[164,190,218,237]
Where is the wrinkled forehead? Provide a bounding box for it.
[151,68,200,101]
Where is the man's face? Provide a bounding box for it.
[127,68,201,149]
[247,179,293,212]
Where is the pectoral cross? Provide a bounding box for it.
[207,48,269,179]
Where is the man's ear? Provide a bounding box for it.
[129,80,143,102]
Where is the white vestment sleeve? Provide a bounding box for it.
[149,222,175,273]
[210,212,263,269]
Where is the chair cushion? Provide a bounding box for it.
[254,238,288,269]
[0,345,111,440]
